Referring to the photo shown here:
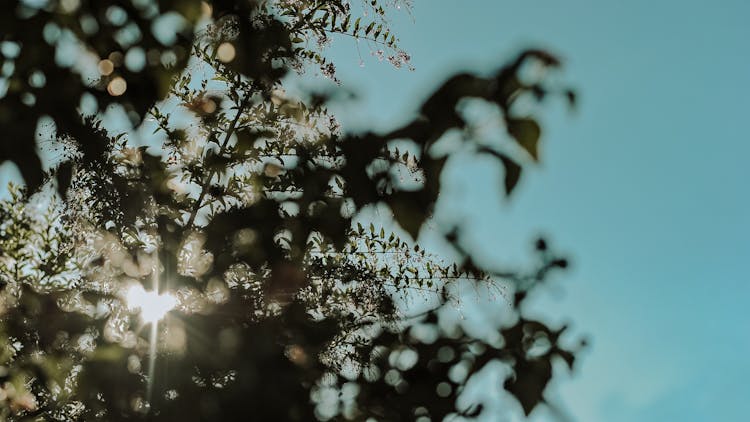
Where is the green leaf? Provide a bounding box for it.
[508,118,541,161]
[342,15,350,31]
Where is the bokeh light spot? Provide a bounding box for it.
[107,76,127,96]
[217,42,235,63]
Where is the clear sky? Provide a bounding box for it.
[321,0,750,420]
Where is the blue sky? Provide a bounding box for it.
[321,0,750,420]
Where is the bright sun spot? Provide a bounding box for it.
[125,285,177,324]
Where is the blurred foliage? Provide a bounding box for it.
[0,0,581,420]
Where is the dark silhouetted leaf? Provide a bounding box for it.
[508,118,542,161]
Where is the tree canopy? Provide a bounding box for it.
[0,0,581,420]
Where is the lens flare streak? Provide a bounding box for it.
[123,262,177,404]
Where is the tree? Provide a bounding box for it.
[0,0,581,420]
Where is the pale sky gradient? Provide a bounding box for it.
[322,0,750,420]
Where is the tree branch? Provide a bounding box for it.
[185,98,249,228]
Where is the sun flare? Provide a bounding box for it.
[125,285,177,324]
